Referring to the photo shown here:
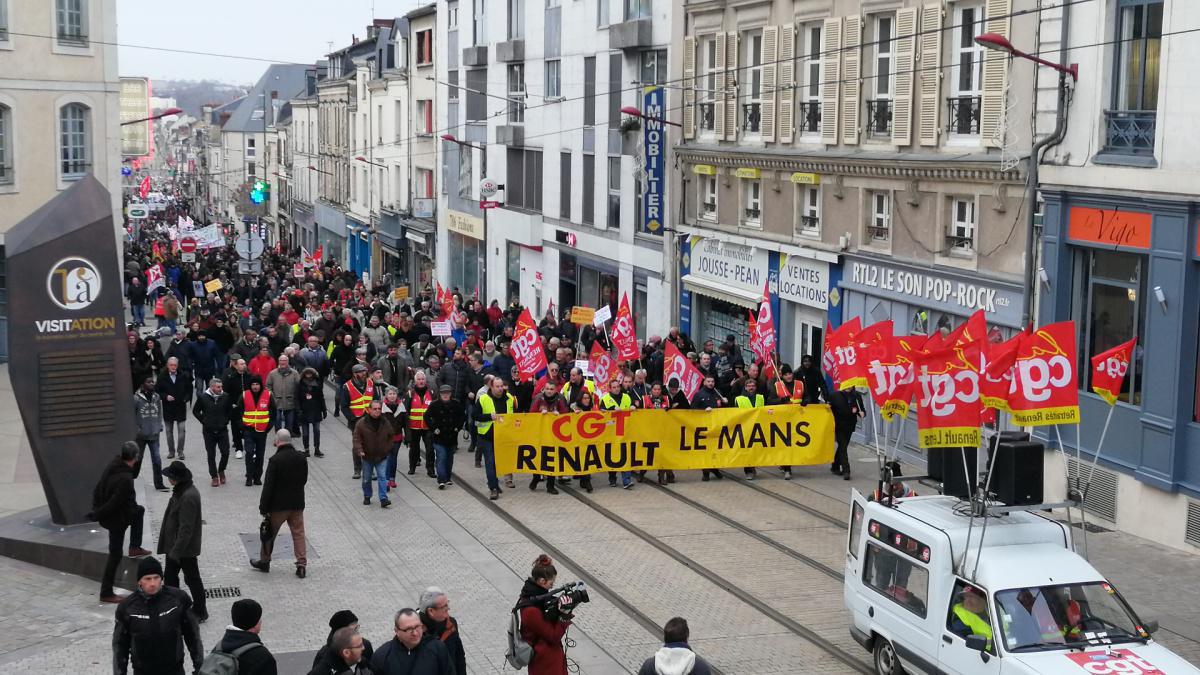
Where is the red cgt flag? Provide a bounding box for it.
[664,340,704,401]
[612,292,639,361]
[1090,337,1136,406]
[867,335,919,420]
[915,338,983,448]
[981,333,1022,413]
[511,308,548,382]
[139,175,151,199]
[1007,321,1080,426]
[589,342,618,389]
[822,317,861,389]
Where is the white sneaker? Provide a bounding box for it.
[783,470,792,480]
[235,450,244,459]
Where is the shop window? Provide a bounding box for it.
[741,179,761,228]
[796,184,820,236]
[869,191,891,242]
[699,174,717,221]
[1079,249,1146,406]
[947,197,976,253]
[863,542,929,617]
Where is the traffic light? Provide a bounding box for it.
[249,179,270,204]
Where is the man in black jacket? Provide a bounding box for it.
[112,556,204,675]
[252,430,309,577]
[828,388,864,480]
[798,354,829,404]
[192,377,233,487]
[418,587,466,675]
[158,461,206,622]
[308,626,372,675]
[91,442,152,603]
[371,608,456,675]
[425,385,466,489]
[214,598,277,675]
[222,357,254,458]
[156,357,193,460]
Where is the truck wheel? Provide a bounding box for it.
[873,638,903,675]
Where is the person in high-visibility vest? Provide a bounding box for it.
[405,370,435,478]
[340,363,377,479]
[735,379,766,480]
[561,368,596,411]
[236,376,274,486]
[640,382,674,486]
[948,585,993,653]
[475,376,516,501]
[768,364,806,481]
[600,378,636,489]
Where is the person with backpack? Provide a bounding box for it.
[510,554,574,675]
[205,598,276,675]
[112,556,204,675]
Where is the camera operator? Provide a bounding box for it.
[516,554,574,675]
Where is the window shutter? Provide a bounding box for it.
[980,0,1011,147]
[891,7,918,146]
[778,23,796,144]
[840,16,862,146]
[918,4,944,146]
[715,33,727,140]
[683,36,697,140]
[761,26,779,143]
[724,31,739,141]
[820,17,842,145]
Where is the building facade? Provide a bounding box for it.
[1035,0,1200,550]
[439,0,673,334]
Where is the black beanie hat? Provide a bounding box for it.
[136,556,163,580]
[329,609,359,631]
[231,598,263,630]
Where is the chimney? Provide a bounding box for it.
[367,24,380,40]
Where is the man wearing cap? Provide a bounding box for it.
[252,430,309,577]
[158,461,207,622]
[214,598,277,675]
[341,363,378,479]
[91,442,153,603]
[425,384,466,489]
[354,399,396,508]
[112,556,204,675]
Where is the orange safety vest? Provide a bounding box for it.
[408,388,433,430]
[346,379,375,418]
[241,389,271,432]
[642,395,669,410]
[774,379,804,403]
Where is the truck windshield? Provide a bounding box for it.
[995,582,1145,652]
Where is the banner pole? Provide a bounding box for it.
[1084,404,1116,489]
[1053,424,1078,552]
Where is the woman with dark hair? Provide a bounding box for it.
[517,554,573,675]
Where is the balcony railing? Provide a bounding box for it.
[698,102,715,132]
[743,207,761,222]
[57,29,88,46]
[742,102,762,133]
[866,99,893,135]
[947,96,981,135]
[798,101,821,134]
[867,225,890,241]
[1103,110,1156,155]
[797,215,820,233]
[945,234,975,251]
[701,201,717,218]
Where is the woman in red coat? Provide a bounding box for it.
[518,554,573,675]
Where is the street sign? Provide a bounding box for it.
[181,252,196,263]
[480,200,500,209]
[479,177,499,197]
[179,237,197,253]
[235,233,264,260]
[569,306,596,325]
[237,260,262,275]
[126,205,148,220]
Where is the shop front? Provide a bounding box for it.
[293,202,316,253]
[315,201,347,268]
[445,210,484,299]
[346,216,372,279]
[776,251,836,366]
[1040,192,1200,500]
[679,236,772,362]
[377,209,406,292]
[556,249,619,320]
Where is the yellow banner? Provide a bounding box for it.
[494,405,836,476]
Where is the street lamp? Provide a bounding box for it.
[354,155,387,168]
[440,133,484,151]
[620,105,682,128]
[307,165,333,176]
[121,107,183,126]
[976,33,1077,328]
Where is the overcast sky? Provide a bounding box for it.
[117,0,427,84]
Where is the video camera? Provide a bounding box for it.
[530,581,591,615]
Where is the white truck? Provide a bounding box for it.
[844,491,1200,674]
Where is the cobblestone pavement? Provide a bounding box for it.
[1,377,1199,671]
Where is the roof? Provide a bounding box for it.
[967,543,1104,592]
[222,64,311,133]
[873,496,1072,567]
[407,3,436,19]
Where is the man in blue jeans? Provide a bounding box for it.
[425,384,466,490]
[474,377,516,500]
[353,399,395,508]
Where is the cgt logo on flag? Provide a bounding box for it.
[1065,649,1163,674]
[1008,321,1080,426]
[1090,337,1136,406]
[916,340,982,448]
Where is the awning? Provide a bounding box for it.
[681,274,760,309]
